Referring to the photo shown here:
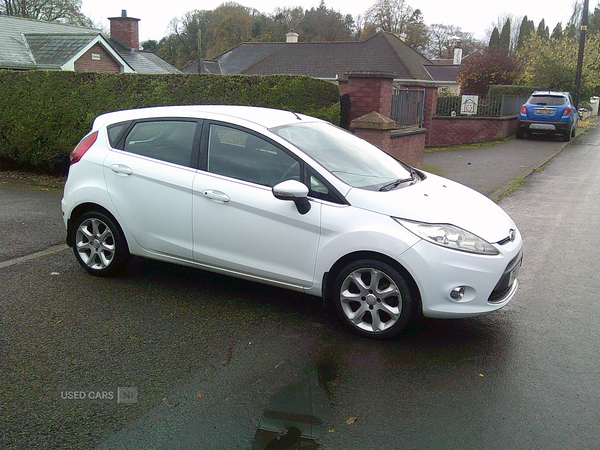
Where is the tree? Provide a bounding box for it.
[298,1,354,42]
[516,30,600,99]
[499,18,511,55]
[402,8,429,53]
[265,7,305,41]
[536,19,549,40]
[551,23,564,40]
[488,27,500,50]
[205,3,254,57]
[590,4,600,34]
[427,24,461,59]
[457,50,522,95]
[363,0,427,49]
[0,0,93,26]
[365,0,409,34]
[516,16,535,49]
[426,24,482,60]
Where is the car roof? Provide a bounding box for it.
[91,105,322,131]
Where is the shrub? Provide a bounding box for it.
[0,71,340,174]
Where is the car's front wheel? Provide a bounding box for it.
[332,260,413,339]
[72,211,130,276]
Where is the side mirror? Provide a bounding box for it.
[272,180,311,215]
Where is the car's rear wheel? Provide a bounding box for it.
[72,211,130,276]
[332,260,412,339]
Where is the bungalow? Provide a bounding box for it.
[0,11,179,74]
[184,32,460,92]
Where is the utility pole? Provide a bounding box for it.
[197,29,202,73]
[574,0,590,108]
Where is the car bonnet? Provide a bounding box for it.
[344,173,517,244]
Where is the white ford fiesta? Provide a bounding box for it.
[62,105,522,339]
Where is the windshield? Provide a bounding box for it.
[271,122,414,190]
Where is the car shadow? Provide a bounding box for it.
[119,256,512,348]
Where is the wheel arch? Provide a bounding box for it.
[322,251,421,314]
[66,203,127,250]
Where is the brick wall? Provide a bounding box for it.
[354,128,390,150]
[389,129,426,168]
[428,116,518,147]
[74,43,122,73]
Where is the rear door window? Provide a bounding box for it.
[122,119,199,167]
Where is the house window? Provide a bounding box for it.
[91,53,101,61]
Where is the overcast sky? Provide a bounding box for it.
[81,0,584,43]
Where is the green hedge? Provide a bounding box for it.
[488,85,543,98]
[0,71,341,174]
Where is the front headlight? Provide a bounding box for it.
[395,218,500,255]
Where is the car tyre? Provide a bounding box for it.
[564,129,572,142]
[516,129,525,139]
[72,211,130,276]
[332,259,412,339]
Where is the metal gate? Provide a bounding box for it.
[391,86,425,128]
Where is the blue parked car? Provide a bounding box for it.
[516,91,578,141]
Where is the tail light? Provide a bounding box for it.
[70,131,98,165]
[520,105,527,114]
[563,106,572,116]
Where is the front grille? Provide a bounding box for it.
[488,250,523,303]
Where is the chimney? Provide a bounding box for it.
[453,42,463,65]
[109,10,141,50]
[453,48,463,65]
[286,30,299,43]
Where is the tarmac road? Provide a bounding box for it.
[1,120,599,449]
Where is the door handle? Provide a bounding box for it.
[202,190,230,203]
[110,164,133,176]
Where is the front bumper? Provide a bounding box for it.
[398,232,523,318]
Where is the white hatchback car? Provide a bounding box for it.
[62,105,522,339]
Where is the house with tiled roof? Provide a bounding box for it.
[0,11,179,74]
[184,32,459,91]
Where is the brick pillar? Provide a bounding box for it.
[350,111,395,152]
[422,86,438,147]
[338,72,395,124]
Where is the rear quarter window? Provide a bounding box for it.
[107,122,130,147]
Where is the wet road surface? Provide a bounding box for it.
[2,125,600,449]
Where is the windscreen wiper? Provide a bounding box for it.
[379,176,415,192]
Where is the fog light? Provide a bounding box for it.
[450,286,466,301]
